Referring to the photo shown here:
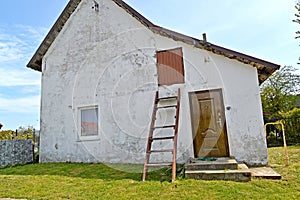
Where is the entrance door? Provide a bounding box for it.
[189,89,229,158]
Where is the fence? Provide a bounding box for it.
[0,139,33,167]
[0,128,40,163]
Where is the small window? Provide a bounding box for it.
[80,106,98,136]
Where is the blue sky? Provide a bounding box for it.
[0,0,299,130]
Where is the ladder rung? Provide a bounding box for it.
[156,105,177,109]
[153,125,175,129]
[143,88,180,182]
[150,149,174,153]
[151,136,174,141]
[158,96,177,101]
[146,163,173,167]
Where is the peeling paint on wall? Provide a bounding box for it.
[39,0,268,165]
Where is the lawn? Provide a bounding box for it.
[0,146,299,200]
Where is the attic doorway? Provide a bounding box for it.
[189,89,229,158]
[156,47,185,86]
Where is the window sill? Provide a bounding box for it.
[76,136,100,142]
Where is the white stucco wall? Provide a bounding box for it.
[40,0,267,166]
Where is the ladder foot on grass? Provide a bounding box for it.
[142,88,181,182]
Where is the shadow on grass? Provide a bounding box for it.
[0,163,178,182]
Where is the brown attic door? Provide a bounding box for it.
[157,47,185,86]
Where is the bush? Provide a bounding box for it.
[0,130,13,140]
[0,127,34,141]
[281,108,300,144]
[265,108,300,146]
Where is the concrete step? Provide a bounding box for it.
[250,167,281,179]
[185,164,251,182]
[186,157,238,170]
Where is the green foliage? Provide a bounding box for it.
[16,126,34,140]
[280,108,300,143]
[266,130,283,147]
[0,130,13,140]
[0,146,299,199]
[260,66,300,118]
[261,65,300,146]
[266,108,300,146]
[0,126,34,141]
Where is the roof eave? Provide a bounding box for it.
[206,44,280,84]
[27,0,280,84]
[26,0,82,71]
[150,26,280,84]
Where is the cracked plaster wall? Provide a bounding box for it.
[39,0,267,166]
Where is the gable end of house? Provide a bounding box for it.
[27,0,280,84]
[27,0,81,71]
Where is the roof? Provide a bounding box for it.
[27,0,280,84]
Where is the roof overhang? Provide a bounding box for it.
[27,0,81,71]
[27,0,280,84]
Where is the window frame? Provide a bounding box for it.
[77,105,99,141]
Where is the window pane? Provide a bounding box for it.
[81,108,98,136]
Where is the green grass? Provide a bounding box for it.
[0,146,299,200]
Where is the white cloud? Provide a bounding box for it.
[0,24,43,115]
[0,95,40,113]
[0,25,44,87]
[0,33,26,62]
[0,24,46,62]
[0,67,40,86]
[16,25,48,42]
[18,85,41,94]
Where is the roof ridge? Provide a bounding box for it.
[27,0,280,84]
[111,0,154,28]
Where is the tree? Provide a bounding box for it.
[260,66,300,119]
[281,107,300,143]
[15,126,34,140]
[0,126,34,140]
[293,2,300,63]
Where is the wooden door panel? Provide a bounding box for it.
[157,47,185,86]
[189,89,229,158]
[199,99,216,132]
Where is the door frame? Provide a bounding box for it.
[188,88,230,158]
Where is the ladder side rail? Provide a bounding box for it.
[171,88,181,182]
[142,91,159,181]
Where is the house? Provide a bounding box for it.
[27,0,280,166]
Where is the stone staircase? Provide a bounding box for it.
[185,157,251,182]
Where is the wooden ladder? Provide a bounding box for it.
[142,88,181,182]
